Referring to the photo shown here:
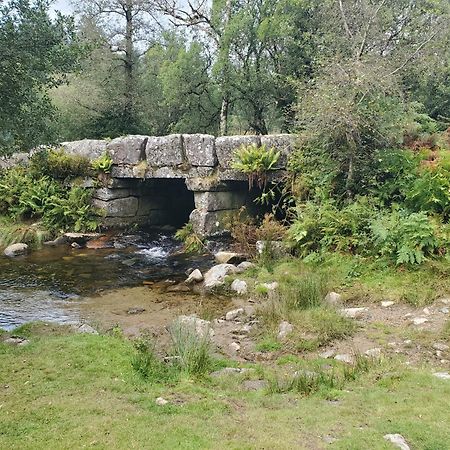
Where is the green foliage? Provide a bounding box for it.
[232,144,280,189]
[371,211,440,265]
[29,148,91,180]
[131,337,173,382]
[0,167,100,234]
[91,152,113,174]
[168,321,213,377]
[0,0,84,154]
[0,216,51,248]
[175,223,205,254]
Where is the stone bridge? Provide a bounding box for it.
[1,134,295,236]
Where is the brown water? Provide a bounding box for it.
[0,232,216,331]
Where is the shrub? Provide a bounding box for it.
[168,321,213,377]
[370,210,440,265]
[175,222,205,254]
[29,148,91,180]
[232,143,280,189]
[92,152,113,174]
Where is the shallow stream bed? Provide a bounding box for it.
[0,231,218,332]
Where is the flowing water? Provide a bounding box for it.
[0,231,215,331]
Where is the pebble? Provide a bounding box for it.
[433,372,450,380]
[381,301,395,308]
[155,397,169,406]
[231,279,248,295]
[277,321,293,340]
[365,348,382,358]
[319,350,336,359]
[432,343,449,352]
[225,308,245,321]
[340,307,369,319]
[230,342,241,352]
[324,292,342,306]
[185,269,203,284]
[439,307,449,314]
[334,354,354,364]
[411,317,428,325]
[423,307,431,315]
[384,434,410,450]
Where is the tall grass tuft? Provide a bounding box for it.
[131,338,172,382]
[168,321,213,377]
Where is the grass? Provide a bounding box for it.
[236,253,450,307]
[0,215,52,249]
[1,325,450,449]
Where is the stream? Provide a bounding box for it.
[0,231,216,331]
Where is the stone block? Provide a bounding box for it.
[190,209,239,236]
[185,177,226,192]
[110,166,134,178]
[146,134,184,167]
[183,134,217,167]
[260,134,296,168]
[93,197,139,217]
[217,169,248,182]
[136,196,165,216]
[93,188,131,201]
[215,135,261,169]
[106,135,148,165]
[62,139,107,160]
[194,191,246,212]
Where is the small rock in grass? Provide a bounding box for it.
[75,324,98,335]
[242,380,268,391]
[236,261,255,273]
[185,269,203,284]
[340,307,369,319]
[411,317,428,326]
[423,307,431,315]
[210,368,251,377]
[439,307,449,314]
[433,372,450,380]
[319,350,336,359]
[176,315,214,338]
[155,397,169,406]
[4,337,30,346]
[432,343,449,352]
[225,308,245,321]
[231,279,248,295]
[365,348,382,358]
[334,354,354,364]
[438,298,450,305]
[381,301,395,308]
[277,321,293,340]
[230,342,241,352]
[324,292,342,306]
[260,282,279,291]
[214,252,247,265]
[384,434,410,450]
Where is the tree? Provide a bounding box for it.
[75,0,159,134]
[0,0,83,154]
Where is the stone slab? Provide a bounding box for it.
[183,134,217,167]
[93,197,139,217]
[146,134,184,167]
[190,209,240,236]
[107,135,148,165]
[215,135,261,169]
[62,140,107,160]
[93,188,131,201]
[260,134,296,168]
[194,191,246,212]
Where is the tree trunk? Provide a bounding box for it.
[124,0,134,130]
[219,0,232,136]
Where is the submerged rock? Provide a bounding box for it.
[4,243,28,257]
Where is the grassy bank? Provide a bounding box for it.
[1,324,450,449]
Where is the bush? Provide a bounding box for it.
[232,143,280,189]
[29,148,91,180]
[92,152,113,174]
[168,321,213,377]
[175,222,205,254]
